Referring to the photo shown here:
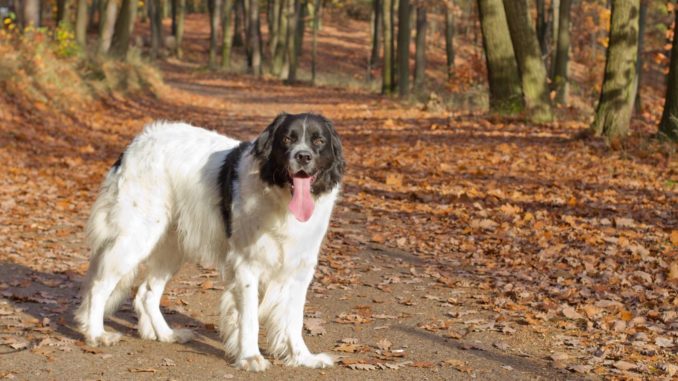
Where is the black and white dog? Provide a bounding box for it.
[75,113,344,371]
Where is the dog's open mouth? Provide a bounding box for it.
[288,171,316,222]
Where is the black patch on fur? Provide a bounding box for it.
[112,152,124,170]
[254,113,345,195]
[218,141,252,237]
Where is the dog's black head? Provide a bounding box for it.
[254,113,345,196]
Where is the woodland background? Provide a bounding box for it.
[0,0,677,379]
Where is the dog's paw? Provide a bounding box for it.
[86,331,122,347]
[235,355,271,372]
[158,328,194,344]
[292,352,334,368]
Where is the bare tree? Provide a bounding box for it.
[477,0,523,114]
[247,0,262,75]
[75,0,89,44]
[98,0,119,55]
[110,0,137,58]
[413,6,427,92]
[208,0,223,68]
[23,0,41,28]
[659,8,678,141]
[503,0,553,122]
[590,0,640,144]
[311,0,322,84]
[444,2,455,80]
[396,0,412,97]
[381,0,394,95]
[551,0,572,105]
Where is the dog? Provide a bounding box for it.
[75,113,344,371]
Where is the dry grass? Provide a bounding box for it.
[0,29,164,113]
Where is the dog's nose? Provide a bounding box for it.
[295,151,313,165]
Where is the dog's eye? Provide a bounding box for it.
[283,136,293,145]
[312,138,325,146]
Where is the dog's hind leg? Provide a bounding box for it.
[134,235,193,343]
[76,206,170,347]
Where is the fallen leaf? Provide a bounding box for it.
[304,318,326,336]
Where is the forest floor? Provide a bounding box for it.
[1,13,677,381]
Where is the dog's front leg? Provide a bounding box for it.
[232,266,270,372]
[265,270,333,368]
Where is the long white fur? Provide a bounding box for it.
[75,121,337,371]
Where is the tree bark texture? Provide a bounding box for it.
[396,0,411,97]
[98,0,119,55]
[285,0,300,81]
[175,0,186,57]
[503,0,554,122]
[370,0,382,71]
[413,6,427,92]
[272,0,288,76]
[590,0,640,143]
[221,0,234,67]
[311,0,321,84]
[57,0,75,25]
[110,0,136,58]
[208,0,223,68]
[477,0,523,114]
[552,0,572,105]
[75,0,88,44]
[149,0,164,59]
[635,0,648,112]
[248,0,262,75]
[23,0,41,28]
[659,9,678,141]
[444,3,455,80]
[381,0,394,95]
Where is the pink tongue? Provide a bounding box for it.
[289,176,315,222]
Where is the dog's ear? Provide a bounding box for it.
[254,113,288,159]
[323,116,345,181]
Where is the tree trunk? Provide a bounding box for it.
[477,0,523,114]
[659,9,678,141]
[221,0,234,67]
[23,0,41,28]
[248,0,262,75]
[286,0,300,81]
[98,0,119,55]
[57,0,75,25]
[634,0,648,113]
[294,0,306,60]
[444,3,454,80]
[536,0,547,56]
[89,0,99,31]
[233,0,245,47]
[175,0,186,57]
[272,0,288,76]
[149,0,163,59]
[381,0,394,95]
[208,0,223,68]
[75,0,89,44]
[396,0,411,97]
[549,0,560,76]
[110,0,136,58]
[269,0,281,57]
[503,0,553,123]
[311,0,321,84]
[370,0,382,73]
[552,0,571,105]
[413,6,426,92]
[590,0,640,144]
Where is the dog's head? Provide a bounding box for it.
[254,113,344,221]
